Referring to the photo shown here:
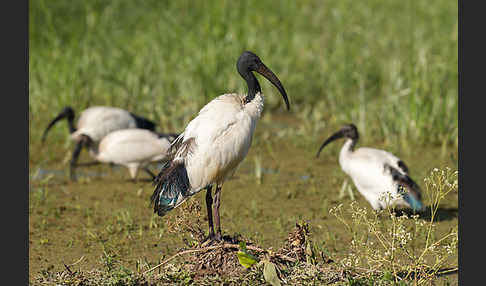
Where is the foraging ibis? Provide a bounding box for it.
[95,129,178,180]
[42,106,156,180]
[150,51,290,242]
[316,124,424,212]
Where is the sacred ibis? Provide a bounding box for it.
[94,129,178,180]
[316,124,424,212]
[150,51,290,242]
[42,106,156,181]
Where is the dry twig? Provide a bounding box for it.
[142,243,297,275]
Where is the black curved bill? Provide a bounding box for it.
[255,63,290,111]
[41,113,67,143]
[315,129,346,158]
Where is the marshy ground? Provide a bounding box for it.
[29,115,458,284]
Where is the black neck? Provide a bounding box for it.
[348,138,358,151]
[349,138,358,152]
[243,72,261,104]
[67,117,76,134]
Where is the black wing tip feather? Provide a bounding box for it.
[149,161,171,212]
[130,112,157,131]
[384,163,424,211]
[385,163,422,198]
[149,160,191,217]
[397,160,409,174]
[149,183,169,216]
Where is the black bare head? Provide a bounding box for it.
[59,106,75,121]
[339,124,359,141]
[315,123,359,158]
[42,106,77,143]
[237,51,290,110]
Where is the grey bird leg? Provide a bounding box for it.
[70,135,93,181]
[70,139,85,181]
[205,186,215,239]
[212,185,222,241]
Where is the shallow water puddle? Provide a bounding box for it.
[30,164,131,182]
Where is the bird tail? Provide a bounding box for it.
[386,164,425,212]
[150,160,192,216]
[401,190,424,212]
[129,112,157,131]
[396,176,424,212]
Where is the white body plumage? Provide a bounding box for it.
[42,105,157,181]
[339,140,413,210]
[151,51,289,241]
[316,124,423,212]
[71,106,141,156]
[172,92,263,201]
[96,129,175,179]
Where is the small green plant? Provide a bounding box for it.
[237,241,259,269]
[330,167,458,285]
[30,174,54,210]
[249,199,260,219]
[106,209,137,238]
[100,250,118,272]
[254,156,263,185]
[99,250,141,286]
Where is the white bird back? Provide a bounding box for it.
[96,129,171,166]
[176,92,264,192]
[339,139,411,210]
[72,106,138,142]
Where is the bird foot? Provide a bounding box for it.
[200,233,223,247]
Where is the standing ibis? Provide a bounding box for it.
[150,51,290,242]
[42,106,156,181]
[316,124,424,212]
[94,129,178,181]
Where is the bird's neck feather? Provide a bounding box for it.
[67,118,77,134]
[339,139,356,168]
[243,92,264,119]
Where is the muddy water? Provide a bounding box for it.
[29,125,458,282]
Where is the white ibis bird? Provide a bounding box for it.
[316,124,424,212]
[42,106,157,181]
[150,51,290,242]
[94,129,178,180]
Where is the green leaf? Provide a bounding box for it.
[263,260,281,286]
[237,241,259,268]
[237,250,258,269]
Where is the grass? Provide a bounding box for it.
[29,0,457,149]
[29,0,458,284]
